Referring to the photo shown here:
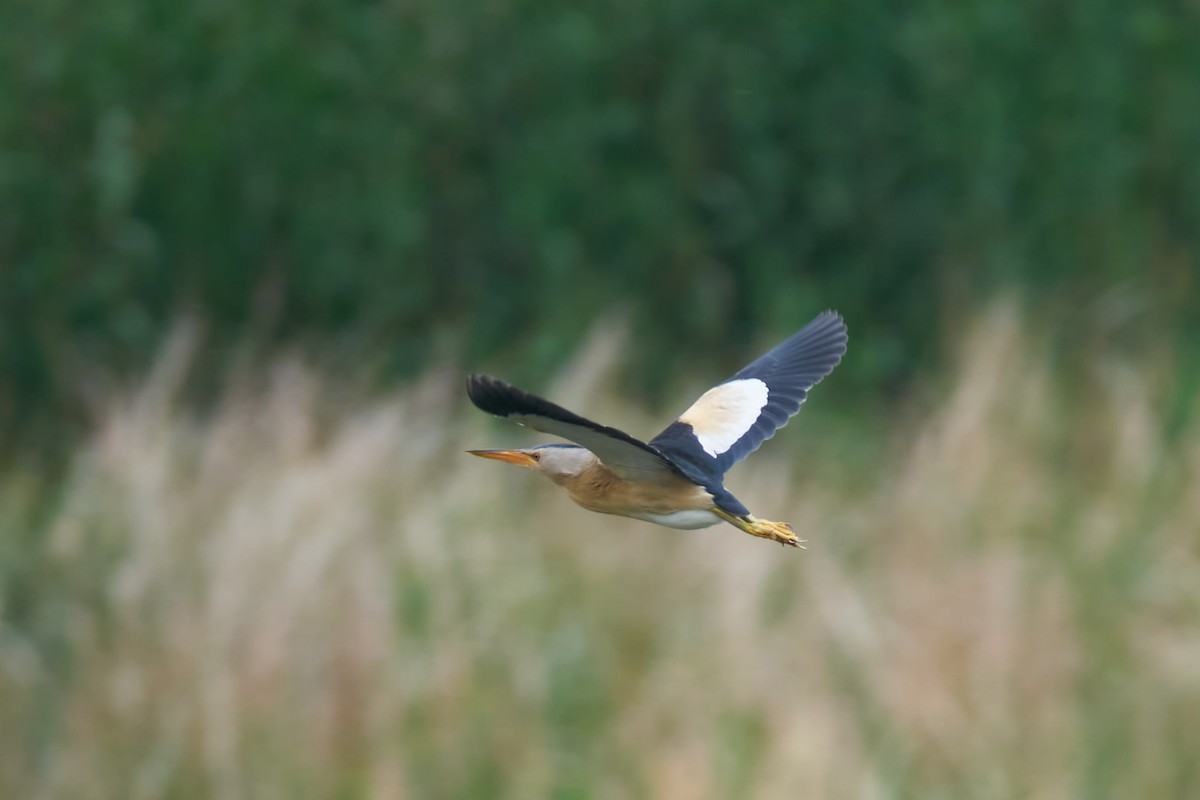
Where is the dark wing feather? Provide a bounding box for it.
[466,374,681,481]
[650,310,848,481]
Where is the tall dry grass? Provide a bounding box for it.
[2,304,1198,799]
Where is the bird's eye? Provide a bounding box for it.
[531,452,541,462]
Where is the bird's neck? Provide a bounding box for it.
[544,451,603,486]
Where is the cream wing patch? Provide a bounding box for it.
[678,378,770,457]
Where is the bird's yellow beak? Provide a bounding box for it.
[467,449,539,468]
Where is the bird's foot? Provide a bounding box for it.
[712,508,806,549]
[746,516,806,549]
[731,514,806,549]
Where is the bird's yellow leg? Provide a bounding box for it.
[712,508,806,549]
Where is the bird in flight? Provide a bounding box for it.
[466,311,847,548]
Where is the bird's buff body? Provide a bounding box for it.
[466,311,849,549]
[552,457,719,529]
[468,445,799,542]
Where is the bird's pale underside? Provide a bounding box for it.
[467,311,848,548]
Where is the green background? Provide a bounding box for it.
[4,0,1198,454]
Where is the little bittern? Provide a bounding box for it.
[467,311,847,548]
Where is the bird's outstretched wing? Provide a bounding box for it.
[466,374,681,481]
[650,310,848,481]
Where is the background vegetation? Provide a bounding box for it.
[3,308,1199,799]
[2,0,1199,797]
[3,0,1199,450]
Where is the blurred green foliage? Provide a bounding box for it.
[2,0,1199,450]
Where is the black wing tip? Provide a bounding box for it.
[810,309,849,341]
[801,310,849,362]
[465,373,603,432]
[465,373,520,417]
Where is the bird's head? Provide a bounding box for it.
[467,443,593,480]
